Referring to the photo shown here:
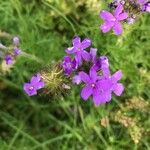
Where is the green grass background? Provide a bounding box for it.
[0,0,149,149]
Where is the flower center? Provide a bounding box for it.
[91,83,95,88]
[66,63,72,68]
[29,86,34,90]
[77,47,81,51]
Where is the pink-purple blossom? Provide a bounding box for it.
[14,48,21,56]
[5,55,13,65]
[100,4,128,35]
[65,36,91,65]
[79,68,124,106]
[23,74,45,96]
[13,36,20,46]
[62,56,77,76]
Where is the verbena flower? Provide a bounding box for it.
[79,68,113,106]
[14,47,21,56]
[13,36,20,46]
[110,70,124,96]
[62,56,77,75]
[5,55,13,65]
[100,4,128,35]
[23,74,45,96]
[65,36,91,65]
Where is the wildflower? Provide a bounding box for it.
[65,36,91,65]
[13,36,20,46]
[23,74,45,96]
[5,55,13,65]
[111,70,124,96]
[100,4,128,35]
[79,68,112,106]
[62,56,77,75]
[14,48,21,56]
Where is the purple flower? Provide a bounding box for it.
[14,48,21,56]
[110,70,124,96]
[79,68,112,106]
[5,55,13,65]
[65,36,91,65]
[13,37,20,46]
[23,74,45,96]
[62,56,77,76]
[100,4,128,35]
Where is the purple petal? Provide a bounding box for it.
[118,12,128,21]
[65,47,75,54]
[111,70,123,82]
[114,4,123,17]
[72,36,81,47]
[75,53,82,65]
[31,74,41,84]
[90,68,98,82]
[13,37,20,46]
[90,48,97,61]
[5,55,13,65]
[81,51,91,61]
[64,68,73,76]
[79,71,90,83]
[34,81,45,90]
[14,48,21,56]
[81,86,92,101]
[113,83,124,96]
[100,10,115,21]
[100,22,114,33]
[81,38,92,49]
[63,56,71,62]
[93,88,112,106]
[72,75,81,85]
[113,21,122,35]
[102,67,110,78]
[72,58,78,69]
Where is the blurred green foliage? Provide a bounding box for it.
[0,0,149,149]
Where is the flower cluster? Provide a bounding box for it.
[100,0,150,35]
[62,36,124,106]
[23,36,124,106]
[0,36,21,65]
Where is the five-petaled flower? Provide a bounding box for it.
[100,4,128,35]
[62,56,77,75]
[79,68,113,106]
[23,74,45,96]
[65,36,91,65]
